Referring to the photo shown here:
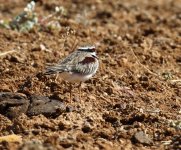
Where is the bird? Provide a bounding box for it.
[44,45,99,102]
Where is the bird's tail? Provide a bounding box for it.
[44,65,64,75]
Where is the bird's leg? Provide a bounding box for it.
[54,74,59,83]
[69,84,72,103]
[78,82,82,101]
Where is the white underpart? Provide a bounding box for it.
[91,52,96,56]
[59,72,95,83]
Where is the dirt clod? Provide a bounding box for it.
[27,95,66,117]
[0,92,66,119]
[132,131,153,146]
[0,92,29,119]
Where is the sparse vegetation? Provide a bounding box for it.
[0,1,66,32]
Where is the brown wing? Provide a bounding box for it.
[79,57,96,65]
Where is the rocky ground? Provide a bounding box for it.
[0,0,181,149]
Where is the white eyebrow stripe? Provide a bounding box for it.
[78,46,95,50]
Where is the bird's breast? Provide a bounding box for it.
[59,72,94,83]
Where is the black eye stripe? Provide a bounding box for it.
[78,47,96,52]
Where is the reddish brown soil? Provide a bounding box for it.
[0,0,181,149]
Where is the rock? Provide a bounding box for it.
[103,113,118,124]
[0,92,67,119]
[66,106,74,112]
[82,125,92,133]
[27,95,66,118]
[82,122,92,133]
[0,92,29,119]
[132,131,153,145]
